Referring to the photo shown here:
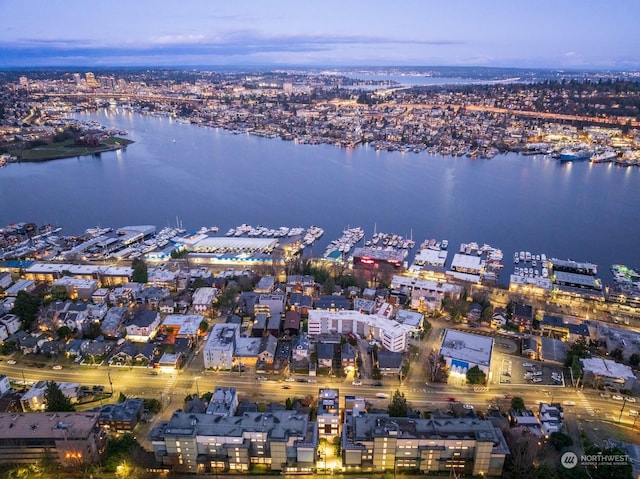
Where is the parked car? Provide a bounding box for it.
[462,404,474,410]
[612,394,624,401]
[285,377,296,382]
[352,380,362,386]
[522,362,533,367]
[52,365,63,370]
[257,376,268,381]
[625,397,636,403]
[7,360,16,365]
[373,381,383,387]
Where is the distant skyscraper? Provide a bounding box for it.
[85,72,98,88]
[73,73,82,85]
[19,76,28,87]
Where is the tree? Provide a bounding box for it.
[510,396,526,411]
[13,290,42,331]
[548,431,573,451]
[629,352,640,367]
[322,277,336,295]
[131,258,148,283]
[56,325,74,340]
[466,365,487,385]
[503,428,539,479]
[388,390,408,417]
[44,381,75,412]
[199,320,209,334]
[49,285,69,302]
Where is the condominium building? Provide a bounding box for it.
[149,410,317,474]
[0,412,103,466]
[342,415,509,476]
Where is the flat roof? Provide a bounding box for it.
[353,247,405,262]
[440,329,494,367]
[451,253,483,271]
[190,237,278,252]
[0,412,99,439]
[554,271,601,289]
[413,248,448,267]
[581,358,635,380]
[162,314,203,336]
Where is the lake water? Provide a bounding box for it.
[1,109,639,285]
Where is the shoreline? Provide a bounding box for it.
[8,137,134,163]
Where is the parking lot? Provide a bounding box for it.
[494,352,567,387]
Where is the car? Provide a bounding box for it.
[600,392,611,399]
[522,362,533,367]
[612,394,624,401]
[52,365,63,370]
[297,378,308,383]
[447,397,458,402]
[285,377,295,382]
[531,377,543,383]
[373,381,383,387]
[352,380,362,386]
[625,397,637,403]
[462,404,474,410]
[532,371,543,376]
[7,360,16,365]
[281,385,291,389]
[257,376,268,381]
[375,393,389,399]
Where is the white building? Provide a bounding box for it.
[192,287,218,313]
[439,329,494,381]
[203,323,239,369]
[308,310,411,352]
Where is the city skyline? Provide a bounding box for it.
[1,0,640,69]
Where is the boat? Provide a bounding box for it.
[558,147,593,162]
[441,239,448,250]
[590,148,618,163]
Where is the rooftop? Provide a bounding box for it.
[440,329,494,366]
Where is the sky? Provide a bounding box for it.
[1,0,639,70]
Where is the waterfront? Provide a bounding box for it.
[1,109,639,285]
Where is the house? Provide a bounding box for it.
[467,302,483,323]
[100,306,129,338]
[252,313,268,337]
[95,398,144,432]
[0,272,12,290]
[0,314,22,335]
[317,343,335,368]
[288,293,312,315]
[314,295,350,311]
[341,343,356,369]
[521,336,540,359]
[238,291,259,316]
[266,314,281,337]
[258,335,277,364]
[491,307,508,328]
[83,340,114,365]
[158,298,175,313]
[286,275,315,295]
[65,338,89,358]
[125,310,161,342]
[377,350,403,375]
[292,335,310,362]
[255,276,275,293]
[353,297,376,314]
[283,311,301,336]
[192,287,217,314]
[511,303,534,331]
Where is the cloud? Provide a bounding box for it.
[1,31,463,66]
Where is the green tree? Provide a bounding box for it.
[629,352,640,367]
[192,278,210,290]
[131,258,148,283]
[49,285,69,302]
[548,431,573,451]
[12,290,42,331]
[510,396,526,411]
[44,381,75,412]
[323,277,336,295]
[144,398,162,414]
[466,365,487,385]
[199,320,209,333]
[388,389,408,417]
[56,325,74,340]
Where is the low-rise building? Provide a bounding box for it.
[192,287,217,314]
[0,412,102,466]
[203,323,239,370]
[439,329,494,382]
[149,410,317,474]
[342,415,509,476]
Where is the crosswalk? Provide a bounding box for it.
[162,375,177,397]
[576,390,595,415]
